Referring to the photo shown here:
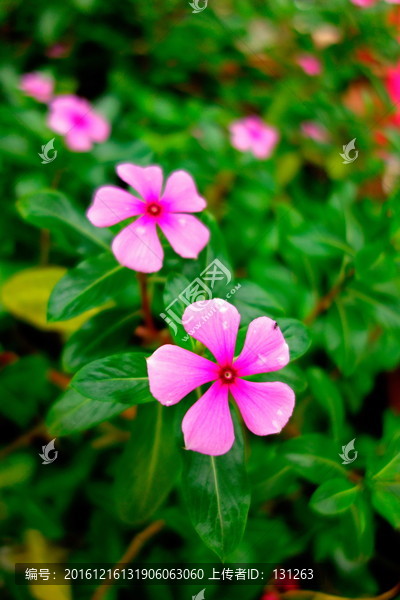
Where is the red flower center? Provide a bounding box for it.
[219,365,237,384]
[146,202,162,217]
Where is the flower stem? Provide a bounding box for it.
[90,520,164,600]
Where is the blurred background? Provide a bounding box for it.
[0,1,399,599]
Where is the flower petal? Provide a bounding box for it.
[234,317,289,376]
[161,170,206,212]
[87,186,145,227]
[231,379,295,436]
[182,299,240,365]
[182,381,234,456]
[116,163,163,202]
[147,345,218,406]
[86,112,110,142]
[65,130,93,152]
[111,216,163,273]
[159,213,210,258]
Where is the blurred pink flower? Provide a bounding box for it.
[301,121,329,142]
[87,164,210,273]
[229,116,279,159]
[296,54,321,76]
[147,299,294,456]
[20,72,53,103]
[47,95,110,152]
[350,0,376,5]
[386,62,400,103]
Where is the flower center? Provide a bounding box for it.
[72,113,86,128]
[146,202,162,217]
[219,366,237,384]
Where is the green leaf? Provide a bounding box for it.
[232,280,284,326]
[17,190,111,254]
[367,444,400,528]
[114,403,180,524]
[282,434,349,484]
[62,308,140,373]
[310,478,360,515]
[71,352,153,404]
[370,482,400,529]
[339,495,374,562]
[307,367,344,440]
[46,389,127,436]
[181,413,250,560]
[278,318,311,361]
[47,253,132,321]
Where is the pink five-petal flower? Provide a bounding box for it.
[296,54,322,76]
[229,116,279,159]
[20,72,54,103]
[147,299,295,456]
[47,94,110,152]
[87,164,210,273]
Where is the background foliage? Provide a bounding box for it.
[0,1,399,599]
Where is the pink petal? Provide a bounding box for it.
[182,299,240,365]
[116,164,163,202]
[147,345,218,406]
[234,317,289,376]
[231,379,295,436]
[159,213,210,259]
[87,186,145,227]
[65,130,93,152]
[182,381,234,456]
[111,216,163,273]
[86,111,110,142]
[161,170,206,212]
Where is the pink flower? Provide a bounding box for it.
[350,0,376,5]
[386,62,400,104]
[147,299,295,456]
[229,116,279,159]
[20,72,54,103]
[47,95,110,152]
[296,54,321,76]
[301,121,329,142]
[87,164,210,273]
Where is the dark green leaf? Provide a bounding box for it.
[46,389,127,436]
[17,190,111,254]
[181,413,250,560]
[232,280,284,326]
[114,403,180,524]
[47,253,132,321]
[310,478,360,515]
[71,352,153,404]
[62,308,140,372]
[282,434,349,484]
[278,318,311,361]
[307,367,344,440]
